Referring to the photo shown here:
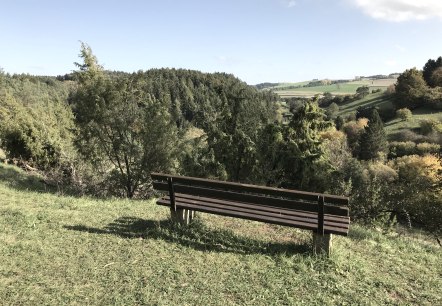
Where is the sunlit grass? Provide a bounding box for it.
[0,164,440,305]
[272,79,396,98]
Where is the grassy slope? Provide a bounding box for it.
[0,164,441,305]
[332,92,442,137]
[385,107,442,136]
[272,79,396,98]
[337,92,395,117]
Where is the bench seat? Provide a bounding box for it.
[151,173,350,255]
[157,193,349,235]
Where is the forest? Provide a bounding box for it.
[0,44,441,235]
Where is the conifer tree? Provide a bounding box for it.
[70,43,179,198]
[279,100,332,189]
[359,109,387,160]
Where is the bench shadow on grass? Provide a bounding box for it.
[64,216,310,256]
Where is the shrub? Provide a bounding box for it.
[0,148,6,161]
[0,92,76,169]
[396,108,413,121]
[378,106,396,121]
[385,84,395,95]
[342,118,368,156]
[350,161,397,224]
[326,102,339,119]
[416,142,440,155]
[420,119,442,135]
[389,141,416,158]
[388,154,442,233]
[390,129,421,142]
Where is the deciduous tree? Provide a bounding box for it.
[394,68,428,109]
[423,56,442,87]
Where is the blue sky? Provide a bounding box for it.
[1,0,442,84]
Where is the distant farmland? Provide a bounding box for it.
[266,78,397,98]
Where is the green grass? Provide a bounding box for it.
[0,163,441,305]
[270,81,311,89]
[337,92,395,117]
[384,107,442,136]
[330,91,442,138]
[271,79,396,98]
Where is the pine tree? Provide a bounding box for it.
[279,100,332,189]
[71,43,180,198]
[359,109,387,160]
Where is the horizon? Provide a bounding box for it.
[1,0,442,85]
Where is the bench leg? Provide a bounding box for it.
[312,232,332,256]
[170,208,195,225]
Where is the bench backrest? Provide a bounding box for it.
[151,173,349,218]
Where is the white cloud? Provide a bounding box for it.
[352,0,442,22]
[281,0,296,8]
[287,0,297,8]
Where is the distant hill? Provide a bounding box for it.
[256,75,397,98]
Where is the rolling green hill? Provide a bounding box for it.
[264,78,396,98]
[0,163,440,305]
[262,74,441,138]
[336,92,394,117]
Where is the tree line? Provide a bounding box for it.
[0,45,440,234]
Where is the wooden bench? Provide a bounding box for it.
[151,173,350,255]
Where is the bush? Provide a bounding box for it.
[0,148,6,161]
[350,161,397,224]
[326,102,339,119]
[396,108,413,121]
[416,142,440,155]
[388,155,442,233]
[389,141,416,158]
[378,107,396,121]
[420,119,442,135]
[0,92,76,169]
[342,118,368,156]
[385,84,395,95]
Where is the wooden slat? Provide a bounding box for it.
[151,172,349,206]
[166,183,348,216]
[171,193,349,225]
[153,181,349,216]
[152,181,169,192]
[157,198,348,236]
[164,195,349,230]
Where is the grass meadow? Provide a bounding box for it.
[384,107,442,136]
[272,79,396,98]
[337,92,394,117]
[0,163,441,305]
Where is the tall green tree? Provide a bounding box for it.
[255,123,285,186]
[394,68,428,109]
[430,67,442,87]
[359,109,388,160]
[356,86,370,99]
[278,100,332,190]
[70,43,179,198]
[204,83,276,182]
[423,56,442,87]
